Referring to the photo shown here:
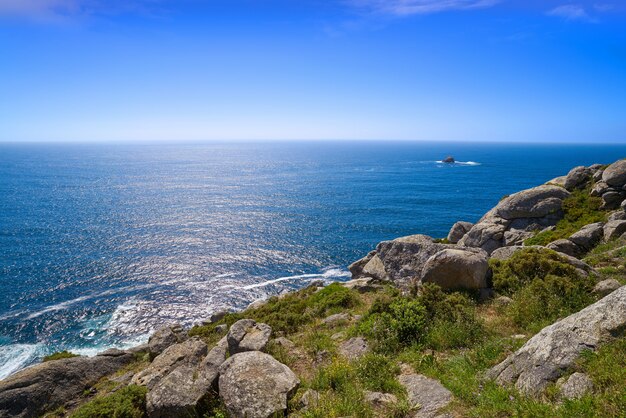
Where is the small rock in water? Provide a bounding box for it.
[442,156,455,163]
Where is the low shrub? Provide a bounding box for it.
[43,351,79,362]
[354,353,402,394]
[70,385,147,418]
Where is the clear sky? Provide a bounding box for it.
[1,0,625,142]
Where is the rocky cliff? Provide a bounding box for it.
[2,159,626,418]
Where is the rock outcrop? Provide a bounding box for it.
[447,221,474,244]
[459,185,570,254]
[564,166,592,191]
[0,350,134,418]
[147,324,188,359]
[487,286,626,395]
[420,248,489,289]
[558,372,593,400]
[339,337,369,360]
[603,220,626,241]
[227,319,272,354]
[218,351,299,418]
[398,374,452,418]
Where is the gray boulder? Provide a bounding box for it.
[218,351,299,418]
[568,222,604,251]
[602,159,626,187]
[547,176,566,187]
[590,181,610,197]
[299,389,320,410]
[604,220,626,241]
[546,239,581,258]
[342,277,382,293]
[593,167,605,182]
[486,286,626,395]
[132,338,208,390]
[227,319,272,355]
[459,185,570,254]
[322,313,351,326]
[348,251,376,278]
[148,324,188,359]
[593,279,621,297]
[339,337,369,360]
[447,221,474,244]
[564,166,592,190]
[420,248,489,290]
[601,191,625,210]
[398,374,452,418]
[364,391,398,408]
[558,372,593,400]
[0,350,134,418]
[608,210,626,221]
[146,338,228,418]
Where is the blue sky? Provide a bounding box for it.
[0,1,625,142]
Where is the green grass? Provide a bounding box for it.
[70,385,147,418]
[524,188,606,246]
[43,351,79,362]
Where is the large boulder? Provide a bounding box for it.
[601,191,625,210]
[348,251,376,278]
[147,324,188,359]
[603,220,626,241]
[218,351,299,418]
[227,319,272,355]
[398,374,452,418]
[132,338,208,389]
[602,159,626,187]
[486,286,626,395]
[146,338,228,418]
[546,239,581,258]
[420,248,489,289]
[568,222,604,251]
[459,186,570,254]
[590,181,610,197]
[447,221,474,244]
[563,166,592,190]
[0,349,134,418]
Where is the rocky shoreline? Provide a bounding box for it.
[2,159,626,417]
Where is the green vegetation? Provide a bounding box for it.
[70,385,147,418]
[525,188,606,246]
[43,351,79,362]
[491,248,594,332]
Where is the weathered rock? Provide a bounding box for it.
[564,166,592,190]
[146,338,228,417]
[342,277,382,293]
[568,222,604,251]
[132,338,208,389]
[0,350,134,418]
[602,159,626,187]
[362,254,388,280]
[604,220,626,241]
[398,374,452,418]
[602,191,625,210]
[590,181,610,197]
[364,391,398,408]
[322,313,351,326]
[299,389,320,410]
[215,324,228,334]
[558,373,593,400]
[210,310,229,323]
[420,248,489,290]
[272,337,295,350]
[348,251,376,278]
[493,295,513,307]
[227,319,272,355]
[593,167,605,182]
[370,235,453,287]
[148,324,188,359]
[547,176,566,187]
[546,239,581,258]
[339,337,369,360]
[218,351,299,418]
[447,221,474,244]
[608,210,626,221]
[593,279,622,297]
[486,286,626,395]
[622,199,626,210]
[459,186,570,254]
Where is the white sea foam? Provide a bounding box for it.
[0,343,44,380]
[223,267,351,290]
[433,160,481,166]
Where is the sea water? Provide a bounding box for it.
[1,141,624,378]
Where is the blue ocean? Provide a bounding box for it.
[1,141,624,378]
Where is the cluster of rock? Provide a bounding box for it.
[350,159,626,294]
[0,319,299,418]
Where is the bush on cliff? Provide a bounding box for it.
[491,248,594,331]
[43,350,79,362]
[525,188,605,246]
[70,385,147,418]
